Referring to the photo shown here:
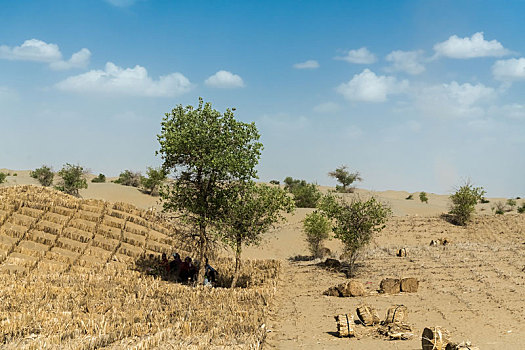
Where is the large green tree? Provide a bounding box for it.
[328,165,362,193]
[448,181,485,226]
[222,182,294,287]
[56,163,88,197]
[157,98,263,283]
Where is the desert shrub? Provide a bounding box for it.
[419,191,428,203]
[283,177,321,208]
[480,197,490,204]
[91,173,106,183]
[56,163,88,196]
[493,201,506,215]
[114,170,141,187]
[328,165,362,193]
[13,173,17,176]
[30,165,54,186]
[0,172,6,184]
[319,194,391,277]
[269,180,280,185]
[448,181,485,226]
[506,198,517,210]
[518,203,525,214]
[140,167,167,195]
[405,194,413,200]
[303,211,331,258]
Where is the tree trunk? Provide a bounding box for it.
[231,236,242,288]
[196,223,207,284]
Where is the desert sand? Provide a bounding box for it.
[1,169,524,349]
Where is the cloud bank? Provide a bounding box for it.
[433,32,510,59]
[336,69,408,102]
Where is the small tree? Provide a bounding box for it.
[56,163,88,196]
[303,211,331,258]
[319,194,391,277]
[518,203,525,214]
[493,201,506,215]
[158,98,263,284]
[140,166,167,195]
[114,170,141,187]
[328,165,362,193]
[506,198,517,210]
[91,173,106,183]
[222,182,294,287]
[30,165,54,186]
[0,172,6,184]
[419,191,428,203]
[283,177,321,208]
[448,181,485,226]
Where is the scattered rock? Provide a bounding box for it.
[323,280,366,297]
[380,278,400,294]
[400,278,419,293]
[356,304,381,326]
[384,305,408,324]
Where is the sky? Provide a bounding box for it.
[0,0,524,197]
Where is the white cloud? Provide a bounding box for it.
[335,47,377,64]
[293,60,319,69]
[0,39,90,70]
[50,48,91,70]
[0,39,61,62]
[415,81,495,118]
[489,103,525,120]
[492,58,525,81]
[313,102,340,114]
[56,62,192,97]
[336,69,408,102]
[204,70,244,88]
[385,50,426,75]
[433,32,510,59]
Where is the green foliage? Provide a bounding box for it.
[269,180,280,185]
[419,191,428,203]
[56,163,88,196]
[318,194,391,277]
[221,182,294,287]
[405,194,413,200]
[493,201,505,215]
[0,172,6,184]
[13,173,17,176]
[114,170,141,187]
[157,98,263,283]
[518,203,525,214]
[91,173,106,183]
[448,181,485,226]
[303,211,331,258]
[328,165,362,193]
[140,166,167,195]
[283,177,321,208]
[30,165,54,186]
[480,197,490,204]
[506,198,517,209]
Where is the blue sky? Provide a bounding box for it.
[1,0,524,197]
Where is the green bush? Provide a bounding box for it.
[0,172,6,184]
[283,177,321,208]
[448,181,485,226]
[13,173,17,176]
[419,191,428,203]
[480,197,490,204]
[91,173,106,183]
[506,198,517,210]
[114,170,141,187]
[303,211,331,258]
[269,180,280,185]
[493,201,506,215]
[518,203,525,214]
[328,165,361,193]
[56,163,88,196]
[30,165,54,186]
[140,167,167,195]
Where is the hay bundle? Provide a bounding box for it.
[50,205,76,217]
[103,215,125,230]
[97,224,122,240]
[57,237,87,254]
[397,248,407,257]
[400,278,419,293]
[422,327,450,350]
[380,278,400,294]
[356,304,380,326]
[44,212,69,225]
[323,280,366,297]
[69,218,97,233]
[62,227,93,243]
[77,210,101,223]
[0,234,17,251]
[37,220,62,235]
[334,314,355,337]
[19,207,44,219]
[29,229,56,246]
[123,231,146,247]
[125,221,148,236]
[384,305,408,324]
[1,222,27,239]
[92,235,119,252]
[378,323,413,340]
[119,242,144,258]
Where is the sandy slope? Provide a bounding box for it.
[1,169,524,349]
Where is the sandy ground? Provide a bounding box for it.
[1,169,524,349]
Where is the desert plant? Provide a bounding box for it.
[269,180,280,185]
[140,166,167,195]
[518,203,525,214]
[405,194,413,200]
[0,172,6,184]
[157,98,263,283]
[328,165,362,193]
[318,193,391,277]
[30,165,54,186]
[56,163,88,196]
[493,201,506,215]
[221,182,294,287]
[480,197,490,204]
[91,173,106,183]
[283,177,321,208]
[448,181,485,226]
[13,173,17,176]
[506,198,517,210]
[419,191,428,203]
[114,170,141,187]
[303,211,331,259]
